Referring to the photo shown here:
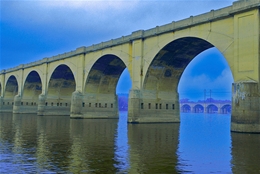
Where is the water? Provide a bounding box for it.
[0,112,259,173]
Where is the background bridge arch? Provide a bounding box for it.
[194,104,204,113]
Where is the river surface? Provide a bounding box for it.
[0,112,259,173]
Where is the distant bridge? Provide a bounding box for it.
[0,0,260,133]
[180,101,231,114]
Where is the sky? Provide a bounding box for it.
[1,0,234,100]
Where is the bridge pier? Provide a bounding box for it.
[0,97,3,111]
[70,91,83,118]
[231,82,260,133]
[128,89,180,123]
[13,95,21,114]
[37,94,46,115]
[70,92,119,119]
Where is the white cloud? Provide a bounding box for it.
[178,68,234,93]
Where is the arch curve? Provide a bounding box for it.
[206,104,218,113]
[45,64,76,115]
[23,70,42,103]
[181,104,191,113]
[82,54,127,118]
[5,75,18,99]
[143,37,214,91]
[84,54,126,94]
[193,104,204,113]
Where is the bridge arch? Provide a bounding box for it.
[84,54,126,94]
[181,104,191,113]
[45,64,76,115]
[220,104,231,114]
[81,54,127,118]
[22,70,42,104]
[193,104,204,113]
[4,75,18,102]
[206,104,218,114]
[142,36,233,90]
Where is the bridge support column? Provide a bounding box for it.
[128,89,180,123]
[37,94,46,115]
[0,97,3,111]
[70,91,83,118]
[71,92,119,119]
[13,95,21,114]
[231,82,260,133]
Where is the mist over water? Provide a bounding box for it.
[1,112,259,173]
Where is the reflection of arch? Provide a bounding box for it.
[23,71,42,102]
[47,64,76,104]
[5,75,18,99]
[220,104,231,114]
[206,104,218,114]
[181,104,191,113]
[194,104,204,113]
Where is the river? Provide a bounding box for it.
[0,112,259,173]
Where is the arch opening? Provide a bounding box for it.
[138,36,233,122]
[181,104,191,113]
[139,37,216,121]
[221,104,231,114]
[144,37,214,93]
[23,71,42,105]
[83,54,128,118]
[206,104,218,114]
[194,104,204,113]
[5,75,18,99]
[116,68,132,112]
[46,64,76,115]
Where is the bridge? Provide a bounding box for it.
[0,0,259,133]
[180,99,232,114]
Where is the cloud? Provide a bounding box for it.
[178,67,234,100]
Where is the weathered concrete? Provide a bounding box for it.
[0,0,259,132]
[231,82,260,132]
[128,89,180,123]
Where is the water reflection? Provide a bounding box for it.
[36,115,71,172]
[114,111,130,173]
[177,113,232,173]
[128,122,180,173]
[231,132,260,173]
[1,112,260,173]
[69,117,118,173]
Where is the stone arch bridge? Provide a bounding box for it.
[0,0,260,133]
[180,101,232,114]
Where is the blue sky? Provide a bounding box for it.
[0,0,234,100]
